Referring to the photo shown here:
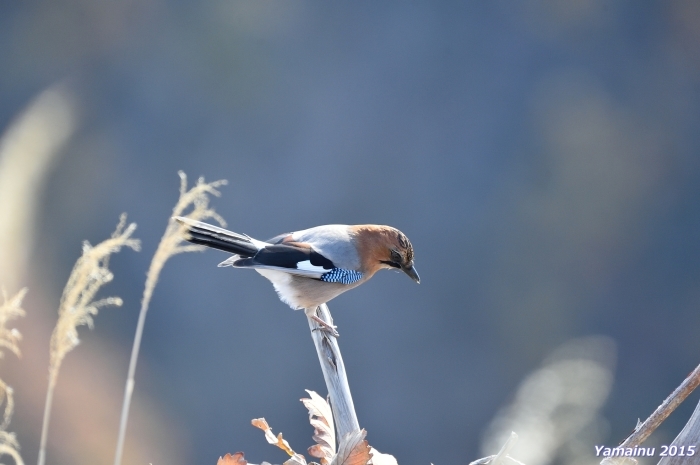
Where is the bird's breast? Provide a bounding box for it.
[255,268,361,310]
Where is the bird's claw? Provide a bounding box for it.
[309,315,339,337]
[312,325,340,337]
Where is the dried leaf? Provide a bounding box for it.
[252,418,295,456]
[368,448,397,465]
[302,390,335,464]
[284,453,308,465]
[331,430,371,465]
[309,446,328,462]
[218,452,247,465]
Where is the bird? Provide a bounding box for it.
[174,217,419,336]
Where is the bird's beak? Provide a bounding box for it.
[402,264,420,283]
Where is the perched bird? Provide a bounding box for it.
[174,217,419,335]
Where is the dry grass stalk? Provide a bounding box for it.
[113,171,227,465]
[140,171,227,314]
[37,215,140,465]
[0,430,23,465]
[0,289,26,363]
[0,288,28,465]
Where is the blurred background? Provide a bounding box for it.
[1,1,700,465]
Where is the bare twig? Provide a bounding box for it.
[306,304,360,442]
[601,362,700,465]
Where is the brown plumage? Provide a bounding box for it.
[350,225,418,280]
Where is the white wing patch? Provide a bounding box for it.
[249,237,270,250]
[218,255,240,267]
[296,260,329,273]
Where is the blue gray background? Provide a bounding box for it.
[2,2,700,465]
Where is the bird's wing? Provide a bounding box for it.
[224,243,336,279]
[266,232,294,244]
[290,225,361,270]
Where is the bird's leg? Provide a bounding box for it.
[305,306,339,337]
[310,316,340,337]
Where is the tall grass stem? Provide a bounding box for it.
[37,215,139,465]
[113,172,226,465]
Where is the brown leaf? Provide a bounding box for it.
[331,430,372,465]
[309,445,328,461]
[252,417,296,456]
[302,390,335,464]
[284,453,309,465]
[217,452,247,465]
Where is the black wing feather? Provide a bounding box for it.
[235,244,335,270]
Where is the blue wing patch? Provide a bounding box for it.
[320,268,363,285]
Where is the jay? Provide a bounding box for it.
[174,217,419,335]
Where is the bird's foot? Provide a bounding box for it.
[309,315,340,337]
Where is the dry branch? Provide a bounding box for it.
[601,361,700,465]
[222,299,396,465]
[306,304,360,441]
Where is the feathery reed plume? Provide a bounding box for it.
[0,85,76,292]
[113,171,227,465]
[37,215,140,465]
[0,289,26,363]
[0,288,27,465]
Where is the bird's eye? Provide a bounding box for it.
[380,250,403,269]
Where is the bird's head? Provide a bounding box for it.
[353,225,420,283]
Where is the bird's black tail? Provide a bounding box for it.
[173,217,260,257]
